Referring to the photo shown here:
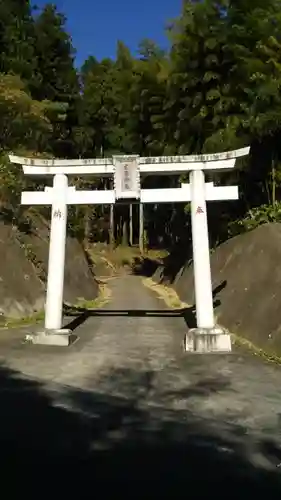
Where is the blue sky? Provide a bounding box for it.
[34,0,183,67]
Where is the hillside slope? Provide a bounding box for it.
[155,223,281,357]
[0,213,98,319]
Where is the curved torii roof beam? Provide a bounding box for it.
[9,146,250,176]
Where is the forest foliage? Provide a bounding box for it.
[1,0,281,250]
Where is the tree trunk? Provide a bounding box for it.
[84,207,91,243]
[109,203,114,248]
[129,204,133,246]
[139,203,144,253]
[122,215,128,246]
[272,158,276,205]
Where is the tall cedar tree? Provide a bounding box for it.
[33,4,80,157]
[0,0,37,85]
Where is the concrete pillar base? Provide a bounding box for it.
[184,326,232,354]
[25,329,77,347]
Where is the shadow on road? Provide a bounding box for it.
[0,363,280,495]
[63,305,198,331]
[63,280,226,333]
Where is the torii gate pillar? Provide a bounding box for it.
[184,169,231,354]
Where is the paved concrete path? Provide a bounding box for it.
[0,275,281,494]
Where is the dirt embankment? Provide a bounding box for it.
[0,212,98,319]
[153,223,281,357]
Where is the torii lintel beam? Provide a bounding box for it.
[9,147,250,176]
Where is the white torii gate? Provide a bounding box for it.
[9,147,250,351]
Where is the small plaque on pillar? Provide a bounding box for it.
[113,156,140,201]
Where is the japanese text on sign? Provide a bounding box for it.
[123,164,130,190]
[114,158,140,199]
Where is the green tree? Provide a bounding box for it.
[0,73,51,153]
[0,73,52,215]
[166,0,281,243]
[126,41,168,156]
[114,41,135,153]
[81,57,119,156]
[0,0,37,86]
[168,0,235,154]
[33,3,80,157]
[221,0,281,212]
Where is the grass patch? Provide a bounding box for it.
[231,333,281,365]
[0,283,112,331]
[72,283,111,310]
[0,310,44,330]
[142,277,189,309]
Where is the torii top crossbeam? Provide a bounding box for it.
[9,147,250,176]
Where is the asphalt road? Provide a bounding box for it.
[0,275,281,495]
